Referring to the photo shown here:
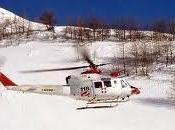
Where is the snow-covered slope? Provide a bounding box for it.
[0,40,175,130]
[0,41,121,85]
[0,7,65,31]
[0,7,45,31]
[1,89,175,130]
[0,7,16,21]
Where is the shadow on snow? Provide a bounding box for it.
[134,97,175,109]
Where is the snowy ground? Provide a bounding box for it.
[0,41,175,130]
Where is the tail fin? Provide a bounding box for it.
[0,72,17,88]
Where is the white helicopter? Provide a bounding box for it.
[0,50,140,109]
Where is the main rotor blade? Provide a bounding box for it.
[21,63,111,73]
[96,63,111,67]
[21,65,90,73]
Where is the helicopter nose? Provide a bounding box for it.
[131,86,140,95]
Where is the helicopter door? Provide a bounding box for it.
[93,81,107,98]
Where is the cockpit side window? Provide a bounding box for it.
[104,81,111,87]
[121,80,128,88]
[94,82,102,88]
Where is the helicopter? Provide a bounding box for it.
[0,48,140,108]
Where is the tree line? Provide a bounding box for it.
[62,17,175,76]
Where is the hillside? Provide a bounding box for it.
[0,39,175,130]
[0,7,44,30]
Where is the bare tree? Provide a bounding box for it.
[26,20,32,39]
[40,10,57,39]
[87,17,100,41]
[130,42,139,74]
[168,21,175,40]
[126,17,138,41]
[40,10,56,31]
[151,20,167,63]
[121,42,126,74]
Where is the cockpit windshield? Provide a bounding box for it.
[121,79,130,88]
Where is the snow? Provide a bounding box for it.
[0,7,175,130]
[0,40,175,130]
[0,7,45,31]
[0,90,175,130]
[0,7,15,21]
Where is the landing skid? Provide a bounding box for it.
[77,104,117,110]
[75,97,130,110]
[76,99,119,110]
